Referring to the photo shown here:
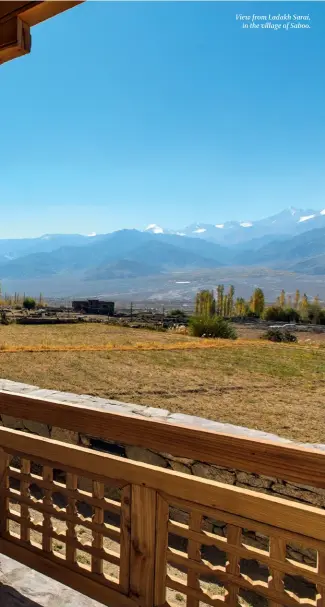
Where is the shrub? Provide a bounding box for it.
[170,309,187,318]
[188,316,237,339]
[307,305,325,325]
[23,297,36,310]
[263,306,300,323]
[245,310,259,319]
[262,329,297,343]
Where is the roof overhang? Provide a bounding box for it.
[0,1,84,65]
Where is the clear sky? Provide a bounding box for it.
[1,1,325,238]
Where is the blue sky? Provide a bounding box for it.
[1,1,324,238]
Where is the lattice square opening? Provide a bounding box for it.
[169,532,188,555]
[52,539,66,559]
[8,519,20,538]
[238,588,268,607]
[75,524,92,547]
[199,574,227,601]
[77,476,93,495]
[103,534,120,556]
[29,507,43,525]
[104,483,121,502]
[52,517,66,536]
[240,558,269,586]
[242,529,270,554]
[30,461,43,477]
[9,475,21,493]
[30,530,43,549]
[286,541,317,568]
[103,505,120,529]
[202,515,227,540]
[103,562,120,583]
[52,491,68,511]
[8,499,20,517]
[168,563,188,587]
[76,548,91,570]
[76,499,92,522]
[169,506,190,526]
[9,455,22,471]
[283,574,317,603]
[53,468,66,484]
[202,542,227,569]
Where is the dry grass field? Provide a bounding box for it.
[0,323,325,444]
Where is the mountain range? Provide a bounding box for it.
[145,207,325,244]
[1,208,325,291]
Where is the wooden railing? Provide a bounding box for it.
[1,423,325,606]
[1,389,325,488]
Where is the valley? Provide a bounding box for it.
[0,207,325,299]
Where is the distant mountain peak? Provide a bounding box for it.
[145,224,164,234]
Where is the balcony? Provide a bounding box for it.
[0,387,325,607]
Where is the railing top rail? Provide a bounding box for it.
[0,425,325,543]
[1,390,325,488]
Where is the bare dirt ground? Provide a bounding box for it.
[0,323,324,443]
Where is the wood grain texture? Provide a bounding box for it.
[154,495,169,607]
[0,537,137,607]
[130,485,157,607]
[187,511,202,607]
[0,447,9,534]
[225,525,241,606]
[1,389,325,489]
[1,426,325,542]
[119,485,131,595]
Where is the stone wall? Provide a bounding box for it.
[0,378,324,568]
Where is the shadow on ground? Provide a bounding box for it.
[0,585,43,607]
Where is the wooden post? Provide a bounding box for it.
[130,485,157,607]
[0,447,9,535]
[154,495,169,606]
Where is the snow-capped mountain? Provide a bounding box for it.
[143,208,325,245]
[144,224,164,234]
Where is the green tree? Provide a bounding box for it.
[250,288,265,317]
[195,290,215,318]
[279,289,286,309]
[299,293,309,320]
[226,285,235,317]
[23,297,36,311]
[235,297,247,317]
[294,289,300,309]
[216,285,224,316]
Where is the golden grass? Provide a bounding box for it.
[0,337,318,353]
[0,323,325,443]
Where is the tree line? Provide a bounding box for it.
[0,284,45,310]
[195,286,325,324]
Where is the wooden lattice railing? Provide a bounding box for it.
[1,425,325,607]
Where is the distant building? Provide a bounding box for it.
[72,299,115,316]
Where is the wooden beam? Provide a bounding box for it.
[19,1,84,28]
[0,3,38,23]
[1,390,325,489]
[0,16,31,65]
[0,1,84,65]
